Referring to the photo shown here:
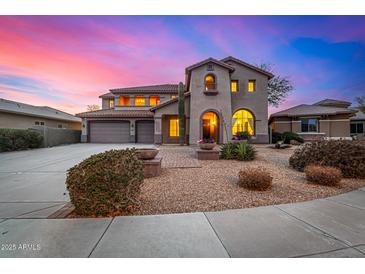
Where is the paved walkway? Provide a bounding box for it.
[0,188,364,257]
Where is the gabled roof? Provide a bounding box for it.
[150,92,191,111]
[110,84,180,94]
[269,103,357,123]
[313,98,351,108]
[0,98,81,123]
[76,109,153,118]
[221,56,274,79]
[185,58,235,74]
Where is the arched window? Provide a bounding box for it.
[232,109,255,135]
[205,74,216,91]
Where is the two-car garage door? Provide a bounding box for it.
[89,121,130,143]
[89,120,154,144]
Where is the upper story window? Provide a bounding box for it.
[119,96,130,106]
[301,118,318,132]
[231,80,238,93]
[205,74,216,91]
[248,80,256,92]
[109,99,114,108]
[134,96,145,106]
[149,96,160,106]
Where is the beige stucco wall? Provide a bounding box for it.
[271,115,351,138]
[103,94,177,110]
[188,64,232,144]
[0,112,81,130]
[227,61,269,141]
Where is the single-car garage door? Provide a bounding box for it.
[89,121,130,143]
[136,121,154,144]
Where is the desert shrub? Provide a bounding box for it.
[220,142,236,160]
[220,142,256,161]
[289,140,365,178]
[238,167,273,190]
[304,165,342,186]
[271,132,282,143]
[281,132,304,144]
[0,129,43,152]
[235,142,256,161]
[66,149,144,216]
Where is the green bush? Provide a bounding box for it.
[281,132,304,144]
[271,132,282,143]
[66,149,144,216]
[0,129,43,152]
[220,142,256,161]
[271,131,304,144]
[289,140,365,178]
[234,131,251,141]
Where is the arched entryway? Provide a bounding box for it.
[201,111,219,142]
[232,109,255,136]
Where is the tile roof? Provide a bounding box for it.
[270,104,357,121]
[0,98,81,123]
[185,57,235,73]
[76,109,154,118]
[99,92,115,98]
[221,56,274,78]
[109,84,180,94]
[150,92,191,111]
[313,98,351,107]
[350,108,365,120]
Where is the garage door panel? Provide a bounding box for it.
[136,121,154,144]
[89,121,130,143]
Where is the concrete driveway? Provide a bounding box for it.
[0,143,154,218]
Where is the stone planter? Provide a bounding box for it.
[198,143,216,150]
[136,148,159,160]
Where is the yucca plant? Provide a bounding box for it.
[235,142,256,161]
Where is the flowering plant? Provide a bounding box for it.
[197,138,215,144]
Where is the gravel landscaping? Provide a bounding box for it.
[130,145,365,216]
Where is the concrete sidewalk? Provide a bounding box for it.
[0,188,364,258]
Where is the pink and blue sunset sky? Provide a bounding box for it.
[0,16,364,114]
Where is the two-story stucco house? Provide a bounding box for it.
[77,56,273,144]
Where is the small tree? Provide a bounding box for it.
[259,63,294,107]
[355,96,365,113]
[87,104,100,112]
[178,82,185,145]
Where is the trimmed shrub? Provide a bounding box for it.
[281,132,304,144]
[0,129,43,152]
[238,167,273,190]
[220,142,256,161]
[289,140,365,178]
[66,149,144,216]
[304,165,342,186]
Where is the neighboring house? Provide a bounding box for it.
[0,98,82,130]
[77,56,273,144]
[269,99,358,141]
[350,107,365,138]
